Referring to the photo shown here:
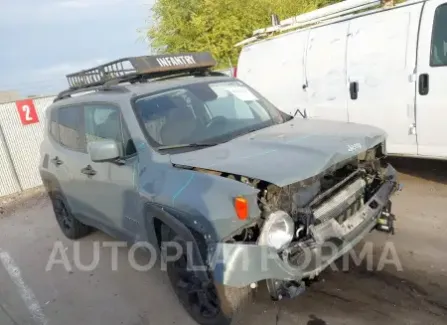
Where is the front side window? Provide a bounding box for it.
[58,106,85,151]
[84,104,136,157]
[431,4,447,67]
[133,80,285,150]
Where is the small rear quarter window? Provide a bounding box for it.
[49,108,59,141]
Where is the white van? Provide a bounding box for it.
[236,0,447,159]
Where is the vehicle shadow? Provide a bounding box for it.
[387,156,447,185]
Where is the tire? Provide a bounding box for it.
[161,224,253,325]
[50,193,92,240]
[214,283,253,325]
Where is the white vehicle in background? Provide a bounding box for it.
[236,0,447,160]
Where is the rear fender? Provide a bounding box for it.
[39,169,62,196]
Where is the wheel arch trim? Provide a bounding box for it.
[144,202,211,282]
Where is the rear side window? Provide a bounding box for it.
[84,104,136,157]
[58,106,85,151]
[431,4,447,67]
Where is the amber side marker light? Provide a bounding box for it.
[234,197,248,220]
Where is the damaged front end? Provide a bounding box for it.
[211,144,399,298]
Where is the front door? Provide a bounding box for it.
[416,0,447,158]
[305,21,349,121]
[346,5,422,156]
[79,103,139,239]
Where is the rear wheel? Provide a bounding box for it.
[161,224,253,325]
[50,193,91,239]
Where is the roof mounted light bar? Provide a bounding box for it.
[65,52,217,90]
[235,0,382,47]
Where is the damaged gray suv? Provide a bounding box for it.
[39,52,399,325]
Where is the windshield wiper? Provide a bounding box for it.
[293,108,308,119]
[158,142,220,151]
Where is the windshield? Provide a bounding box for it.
[133,80,287,150]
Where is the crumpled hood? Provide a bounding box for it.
[170,119,386,187]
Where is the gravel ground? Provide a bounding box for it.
[0,157,446,325]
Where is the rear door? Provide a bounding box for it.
[416,0,447,157]
[51,105,94,220]
[346,4,422,155]
[305,21,349,121]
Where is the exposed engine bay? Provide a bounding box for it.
[187,143,398,299]
[222,143,395,243]
[212,143,399,299]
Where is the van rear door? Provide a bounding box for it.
[304,21,350,121]
[416,0,447,158]
[237,31,308,116]
[346,4,422,156]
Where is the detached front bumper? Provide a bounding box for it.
[211,164,398,288]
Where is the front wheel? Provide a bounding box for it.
[161,225,253,325]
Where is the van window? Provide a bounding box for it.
[84,104,136,157]
[431,4,447,67]
[58,106,85,152]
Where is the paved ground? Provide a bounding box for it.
[0,157,446,325]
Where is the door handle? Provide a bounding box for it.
[349,82,359,100]
[81,165,97,176]
[51,156,63,166]
[418,73,429,96]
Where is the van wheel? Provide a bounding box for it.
[50,193,91,240]
[161,225,253,325]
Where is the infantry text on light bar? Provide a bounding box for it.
[156,55,197,67]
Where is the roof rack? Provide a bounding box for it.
[64,52,217,91]
[53,84,130,103]
[235,0,383,47]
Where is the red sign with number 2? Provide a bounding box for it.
[16,99,39,125]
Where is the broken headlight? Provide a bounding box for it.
[258,211,294,250]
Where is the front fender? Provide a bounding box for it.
[144,202,210,282]
[140,165,262,241]
[167,169,262,241]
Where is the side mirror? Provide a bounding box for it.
[88,140,121,163]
